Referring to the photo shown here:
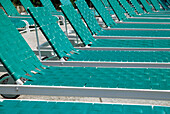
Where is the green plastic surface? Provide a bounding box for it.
[91,0,170,29]
[1,100,170,114]
[20,0,34,13]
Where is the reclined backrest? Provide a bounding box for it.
[148,0,163,11]
[101,0,110,7]
[129,0,145,14]
[90,0,116,27]
[0,9,43,81]
[118,0,137,16]
[40,0,57,13]
[140,0,153,13]
[28,7,76,58]
[107,0,127,21]
[20,0,34,13]
[60,4,95,46]
[0,0,20,16]
[73,0,103,35]
[158,0,169,10]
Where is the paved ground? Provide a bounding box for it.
[0,21,170,106]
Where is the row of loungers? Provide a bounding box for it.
[0,0,170,113]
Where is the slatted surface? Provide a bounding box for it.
[25,67,170,90]
[1,100,170,114]
[0,9,43,80]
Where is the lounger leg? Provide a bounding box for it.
[34,22,42,60]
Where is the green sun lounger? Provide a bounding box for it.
[118,0,170,17]
[149,0,165,11]
[0,0,34,28]
[140,0,170,13]
[1,100,170,113]
[141,0,170,12]
[26,7,170,63]
[1,9,170,102]
[107,0,170,23]
[158,0,170,10]
[72,0,170,37]
[60,2,170,49]
[91,0,170,29]
[39,0,64,15]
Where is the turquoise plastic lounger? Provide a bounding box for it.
[118,0,170,18]
[1,100,170,113]
[1,9,170,101]
[72,0,170,37]
[149,0,165,11]
[0,0,34,28]
[107,0,170,23]
[91,0,170,29]
[140,0,170,13]
[27,7,170,63]
[60,3,170,49]
[158,0,170,10]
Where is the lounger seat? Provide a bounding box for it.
[24,66,170,90]
[1,100,170,113]
[92,39,170,48]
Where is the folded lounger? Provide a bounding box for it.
[60,2,170,49]
[0,10,170,101]
[70,0,170,38]
[107,0,170,23]
[0,100,170,113]
[118,0,170,17]
[90,0,170,29]
[27,7,170,63]
[0,0,34,28]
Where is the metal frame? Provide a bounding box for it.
[103,28,170,31]
[94,36,170,39]
[0,84,170,101]
[41,61,170,68]
[115,21,170,24]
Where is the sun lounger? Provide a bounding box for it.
[71,0,170,38]
[0,0,34,31]
[91,0,170,29]
[26,7,170,63]
[0,9,170,100]
[118,0,170,17]
[0,100,170,113]
[60,1,170,50]
[107,0,170,23]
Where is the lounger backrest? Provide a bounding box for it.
[60,4,95,46]
[0,0,20,16]
[40,0,57,13]
[140,0,153,13]
[0,9,43,81]
[149,0,163,11]
[118,0,137,17]
[129,0,145,14]
[20,0,34,13]
[101,0,110,7]
[90,0,116,27]
[107,0,127,21]
[28,7,76,58]
[158,0,169,9]
[74,0,103,35]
